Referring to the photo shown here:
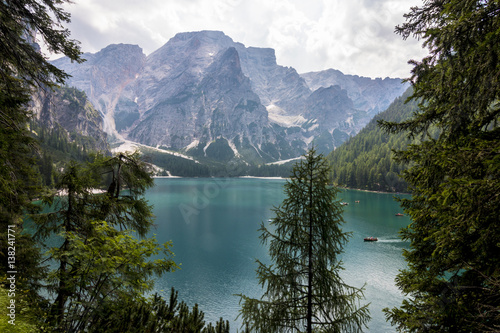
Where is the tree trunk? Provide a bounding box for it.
[307,166,313,333]
[51,178,75,329]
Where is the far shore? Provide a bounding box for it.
[238,176,286,180]
[152,175,287,180]
[152,176,410,194]
[338,186,410,195]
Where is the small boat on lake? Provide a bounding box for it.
[364,237,378,242]
[395,213,404,216]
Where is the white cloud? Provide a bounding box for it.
[59,0,427,78]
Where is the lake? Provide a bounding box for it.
[145,177,411,332]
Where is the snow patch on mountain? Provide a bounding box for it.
[266,156,304,165]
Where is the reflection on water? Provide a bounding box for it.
[146,179,411,332]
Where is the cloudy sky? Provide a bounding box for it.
[58,0,428,78]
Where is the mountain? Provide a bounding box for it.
[130,46,284,163]
[52,30,408,166]
[28,86,109,186]
[326,88,418,192]
[50,43,146,138]
[300,69,408,116]
[31,86,108,153]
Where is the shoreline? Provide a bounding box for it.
[151,176,410,194]
[238,176,286,180]
[152,175,287,180]
[338,186,410,195]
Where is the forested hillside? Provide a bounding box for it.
[148,148,294,177]
[327,88,418,192]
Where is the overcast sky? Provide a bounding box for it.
[57,0,428,79]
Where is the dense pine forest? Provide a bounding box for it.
[327,88,418,192]
[149,148,294,178]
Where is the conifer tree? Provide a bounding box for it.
[1,0,82,292]
[87,288,230,333]
[380,1,500,331]
[33,152,178,331]
[238,148,370,333]
[0,0,83,89]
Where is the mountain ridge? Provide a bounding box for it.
[51,30,409,166]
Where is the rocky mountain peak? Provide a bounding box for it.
[148,30,237,71]
[91,44,145,91]
[305,85,355,120]
[301,69,408,116]
[240,46,277,68]
[171,30,235,44]
[52,30,408,163]
[202,47,247,90]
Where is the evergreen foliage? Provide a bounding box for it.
[0,0,82,298]
[0,79,45,290]
[32,152,178,331]
[91,152,155,236]
[0,286,39,332]
[26,85,110,187]
[46,220,176,332]
[238,148,370,333]
[149,149,212,177]
[205,138,235,162]
[31,121,100,186]
[149,147,292,178]
[246,162,294,178]
[327,88,418,192]
[381,1,500,331]
[0,0,83,89]
[87,288,230,333]
[1,1,231,331]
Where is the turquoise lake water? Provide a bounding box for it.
[145,177,411,332]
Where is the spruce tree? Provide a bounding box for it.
[238,148,370,333]
[0,0,83,89]
[380,1,500,331]
[0,0,82,293]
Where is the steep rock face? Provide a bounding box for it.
[52,44,146,136]
[32,87,108,152]
[121,32,305,162]
[128,47,288,162]
[196,47,270,144]
[129,47,269,149]
[134,31,235,115]
[301,69,409,116]
[52,30,408,162]
[304,86,364,133]
[302,85,367,152]
[235,46,311,115]
[305,86,357,127]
